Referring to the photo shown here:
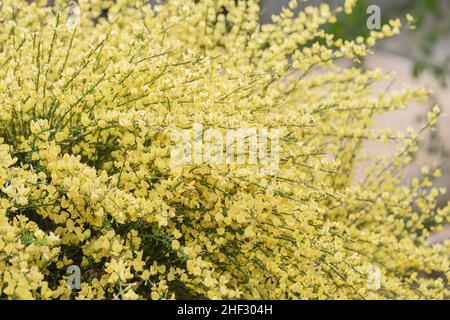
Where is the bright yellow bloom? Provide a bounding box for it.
[0,0,448,300]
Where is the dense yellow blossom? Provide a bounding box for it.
[0,0,449,300]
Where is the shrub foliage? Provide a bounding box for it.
[0,0,449,299]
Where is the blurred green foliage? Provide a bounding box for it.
[326,0,450,87]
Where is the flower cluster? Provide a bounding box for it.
[0,0,449,300]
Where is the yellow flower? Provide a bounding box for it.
[171,239,180,250]
[0,0,447,301]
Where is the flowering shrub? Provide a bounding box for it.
[0,0,449,300]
